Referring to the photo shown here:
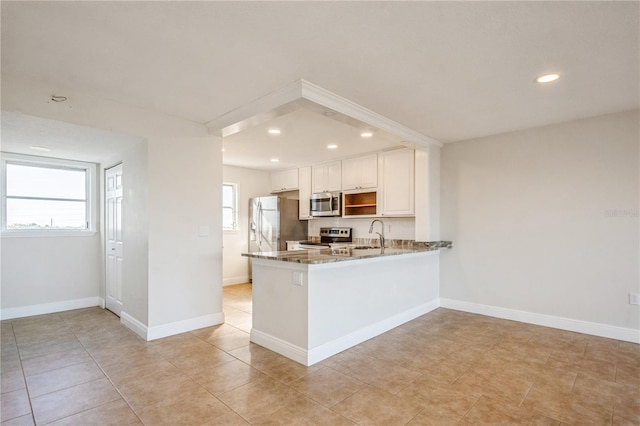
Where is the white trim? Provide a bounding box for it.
[120,311,148,340]
[250,329,309,365]
[307,299,440,365]
[205,79,442,148]
[146,312,225,341]
[439,298,640,344]
[250,299,440,366]
[223,276,251,286]
[1,152,98,235]
[0,297,101,320]
[98,297,105,309]
[300,80,443,148]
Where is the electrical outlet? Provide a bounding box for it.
[292,271,303,286]
[630,293,640,305]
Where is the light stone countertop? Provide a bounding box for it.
[242,241,452,265]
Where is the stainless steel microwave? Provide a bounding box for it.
[310,192,341,217]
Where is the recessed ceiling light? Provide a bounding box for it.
[268,129,281,135]
[360,132,373,138]
[536,73,560,83]
[270,158,279,162]
[327,144,338,149]
[29,146,51,152]
[322,111,336,117]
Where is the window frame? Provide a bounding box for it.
[1,152,97,237]
[222,182,239,232]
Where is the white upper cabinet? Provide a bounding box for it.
[312,161,341,193]
[298,166,312,220]
[341,153,378,191]
[380,148,414,216]
[270,168,299,193]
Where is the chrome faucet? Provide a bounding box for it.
[369,219,385,248]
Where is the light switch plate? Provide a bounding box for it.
[198,225,209,237]
[292,271,303,286]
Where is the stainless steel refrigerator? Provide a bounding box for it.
[248,196,307,253]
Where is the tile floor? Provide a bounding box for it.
[1,283,638,425]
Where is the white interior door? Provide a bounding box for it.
[105,164,123,316]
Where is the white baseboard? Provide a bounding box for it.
[0,297,102,320]
[223,276,251,286]
[308,299,440,365]
[121,311,225,341]
[98,297,105,309]
[251,299,440,366]
[120,311,148,340]
[439,298,640,344]
[250,329,309,365]
[146,312,225,341]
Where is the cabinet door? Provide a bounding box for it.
[271,169,299,192]
[312,161,341,192]
[341,157,360,191]
[381,149,414,216]
[298,166,311,220]
[342,154,377,190]
[359,153,378,189]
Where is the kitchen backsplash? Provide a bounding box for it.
[308,217,415,240]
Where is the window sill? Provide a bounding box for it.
[1,230,98,238]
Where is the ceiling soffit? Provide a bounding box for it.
[206,79,443,150]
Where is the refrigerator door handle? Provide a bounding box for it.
[257,201,263,250]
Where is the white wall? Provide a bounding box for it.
[440,110,639,333]
[222,165,271,285]
[147,135,223,332]
[1,235,101,315]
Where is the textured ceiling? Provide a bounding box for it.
[1,1,638,159]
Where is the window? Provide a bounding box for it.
[222,182,238,231]
[1,153,96,236]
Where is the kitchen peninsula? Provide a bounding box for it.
[242,242,451,366]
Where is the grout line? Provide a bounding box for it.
[518,383,533,407]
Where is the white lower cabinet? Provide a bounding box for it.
[380,148,414,216]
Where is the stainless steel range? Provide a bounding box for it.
[298,227,352,249]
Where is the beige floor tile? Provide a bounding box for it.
[20,348,92,377]
[332,385,424,426]
[31,378,121,424]
[0,354,22,375]
[135,385,233,425]
[398,378,480,420]
[194,359,265,396]
[329,353,421,394]
[190,323,242,340]
[290,366,366,407]
[459,395,560,425]
[26,361,105,397]
[228,343,291,371]
[0,414,34,426]
[205,330,251,352]
[4,289,639,426]
[217,377,308,423]
[253,396,355,425]
[615,362,640,387]
[521,385,613,425]
[164,345,236,374]
[17,338,85,360]
[48,399,142,425]
[546,351,617,382]
[117,370,202,411]
[87,341,157,368]
[1,370,25,394]
[102,355,180,386]
[0,388,31,423]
